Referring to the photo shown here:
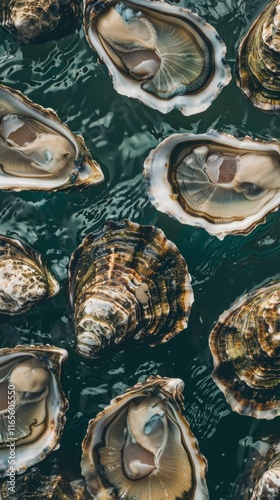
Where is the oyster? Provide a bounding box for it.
[0,345,68,476]
[236,0,280,112]
[83,0,231,115]
[69,219,194,358]
[209,279,280,419]
[0,235,59,315]
[0,84,104,191]
[81,376,209,499]
[0,0,81,44]
[144,130,280,240]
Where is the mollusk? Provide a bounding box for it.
[209,279,280,419]
[236,0,280,112]
[0,345,68,476]
[0,84,104,191]
[144,130,280,239]
[69,219,193,358]
[0,235,59,315]
[83,0,231,115]
[81,376,209,499]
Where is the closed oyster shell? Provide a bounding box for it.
[236,0,280,111]
[69,219,194,358]
[81,376,209,499]
[144,130,280,239]
[0,235,59,315]
[209,279,280,419]
[0,84,104,191]
[83,0,231,115]
[0,345,68,476]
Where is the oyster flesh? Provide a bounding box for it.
[209,279,280,419]
[144,130,280,239]
[69,219,194,358]
[84,0,231,115]
[0,345,68,476]
[0,84,104,191]
[81,376,209,499]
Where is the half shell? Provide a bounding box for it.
[0,235,59,315]
[209,279,280,419]
[81,376,209,499]
[0,345,68,476]
[69,219,194,358]
[236,0,280,112]
[83,0,231,115]
[0,84,104,191]
[144,130,280,240]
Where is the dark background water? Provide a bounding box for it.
[0,0,279,498]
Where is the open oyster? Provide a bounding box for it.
[83,0,231,115]
[144,130,280,239]
[209,279,280,419]
[0,345,68,476]
[0,0,81,44]
[69,219,194,358]
[0,235,59,315]
[0,84,104,191]
[236,0,280,112]
[81,376,209,499]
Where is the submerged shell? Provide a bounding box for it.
[81,376,209,500]
[84,0,231,115]
[209,279,280,419]
[0,0,81,44]
[144,130,280,240]
[0,235,59,315]
[69,219,194,358]
[0,345,68,476]
[236,0,280,112]
[0,84,104,191]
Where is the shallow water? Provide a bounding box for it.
[0,0,279,498]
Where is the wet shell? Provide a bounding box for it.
[236,0,280,112]
[209,279,280,419]
[0,345,68,476]
[69,219,194,358]
[0,84,104,191]
[0,0,81,44]
[81,376,209,500]
[0,235,59,315]
[83,0,231,115]
[144,130,280,240]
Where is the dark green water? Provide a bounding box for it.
[0,0,280,498]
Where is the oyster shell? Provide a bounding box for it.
[209,279,280,419]
[0,84,104,191]
[144,130,280,240]
[0,235,59,315]
[69,219,194,358]
[236,0,280,112]
[0,345,68,476]
[0,0,81,44]
[81,376,209,499]
[83,0,231,115]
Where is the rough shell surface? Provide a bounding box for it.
[144,130,280,240]
[0,345,68,476]
[69,219,194,358]
[209,279,280,419]
[81,375,209,499]
[83,0,231,115]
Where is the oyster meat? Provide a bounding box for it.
[209,279,280,419]
[84,0,231,115]
[69,219,194,358]
[0,345,68,476]
[0,84,104,191]
[144,130,280,239]
[81,376,209,499]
